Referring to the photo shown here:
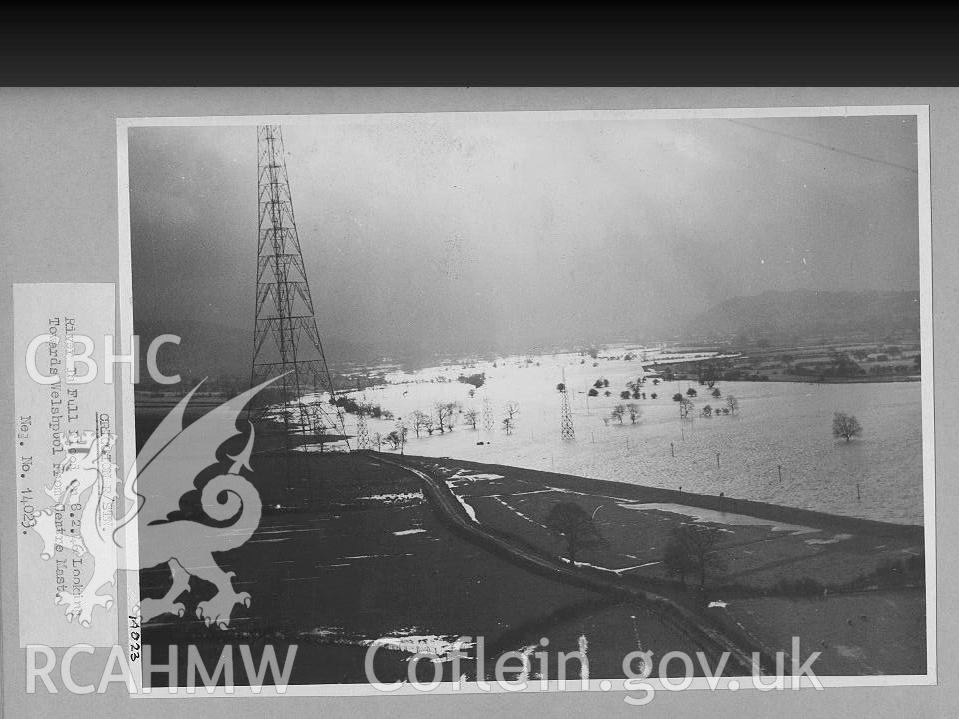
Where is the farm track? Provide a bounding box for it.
[374,453,765,676]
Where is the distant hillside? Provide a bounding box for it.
[686,290,920,342]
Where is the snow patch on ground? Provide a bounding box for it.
[393,528,427,536]
[299,628,474,663]
[578,635,589,680]
[559,557,652,574]
[364,635,476,663]
[450,491,478,522]
[302,627,346,639]
[357,491,424,504]
[515,645,537,682]
[617,502,820,535]
[804,533,853,545]
[449,470,505,482]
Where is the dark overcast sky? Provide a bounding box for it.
[129,112,920,355]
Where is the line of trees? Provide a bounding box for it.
[408,402,461,437]
[609,403,641,424]
[330,395,394,419]
[401,400,522,440]
[672,393,739,417]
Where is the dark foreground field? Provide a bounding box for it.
[140,452,704,687]
[140,447,926,687]
[399,454,927,677]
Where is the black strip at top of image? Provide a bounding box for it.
[3,6,959,87]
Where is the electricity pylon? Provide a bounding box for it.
[249,124,347,469]
[355,413,371,450]
[482,398,494,432]
[560,388,575,440]
[560,369,575,439]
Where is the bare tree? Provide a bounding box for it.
[434,403,449,434]
[386,422,408,452]
[679,396,694,419]
[463,408,479,429]
[435,402,458,433]
[444,402,458,432]
[626,403,640,424]
[664,524,726,590]
[410,409,429,438]
[832,412,863,442]
[395,421,408,453]
[545,501,608,562]
[502,401,520,435]
[611,404,626,424]
[725,395,739,415]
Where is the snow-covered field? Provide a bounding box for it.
[314,348,925,525]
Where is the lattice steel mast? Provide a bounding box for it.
[559,369,575,440]
[482,397,494,432]
[249,124,345,455]
[355,413,371,450]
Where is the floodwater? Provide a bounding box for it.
[334,350,926,525]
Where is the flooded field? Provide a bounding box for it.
[329,350,925,525]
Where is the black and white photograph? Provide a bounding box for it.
[118,107,933,693]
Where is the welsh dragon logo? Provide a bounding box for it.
[30,376,281,630]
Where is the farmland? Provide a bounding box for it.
[327,347,924,525]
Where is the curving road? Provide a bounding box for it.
[375,453,763,675]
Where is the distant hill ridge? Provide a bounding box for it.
[135,289,920,379]
[687,289,920,341]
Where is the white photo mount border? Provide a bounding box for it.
[114,105,935,697]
